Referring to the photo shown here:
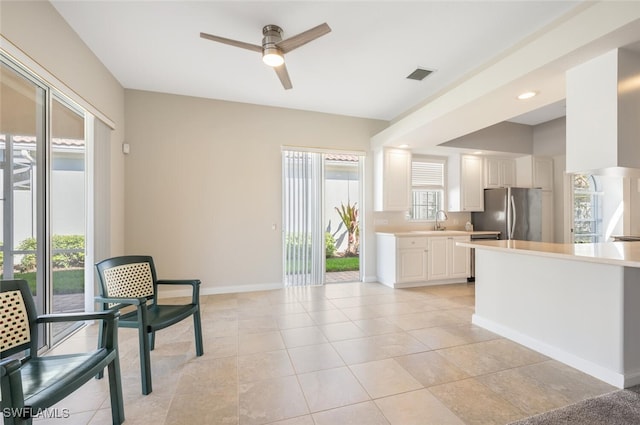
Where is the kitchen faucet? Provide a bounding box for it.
[435,209,448,230]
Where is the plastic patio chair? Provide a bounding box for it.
[0,279,124,425]
[95,255,204,395]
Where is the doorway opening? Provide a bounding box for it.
[324,154,360,283]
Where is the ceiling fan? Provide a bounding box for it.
[200,23,331,90]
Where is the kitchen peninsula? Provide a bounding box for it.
[458,239,640,388]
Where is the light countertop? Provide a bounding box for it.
[457,239,640,268]
[376,230,501,237]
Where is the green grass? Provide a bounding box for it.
[326,256,359,272]
[1,269,84,295]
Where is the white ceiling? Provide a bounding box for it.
[50,1,581,122]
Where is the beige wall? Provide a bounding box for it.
[1,0,126,254]
[124,90,387,293]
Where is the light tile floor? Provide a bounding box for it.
[37,282,615,425]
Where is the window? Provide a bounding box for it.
[572,174,602,243]
[411,157,445,220]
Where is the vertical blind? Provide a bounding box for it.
[282,150,324,286]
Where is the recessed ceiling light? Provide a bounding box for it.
[398,144,410,149]
[517,91,538,100]
[473,151,483,155]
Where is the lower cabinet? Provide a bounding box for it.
[397,237,428,283]
[427,236,470,281]
[376,233,470,287]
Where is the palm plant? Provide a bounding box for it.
[335,201,359,256]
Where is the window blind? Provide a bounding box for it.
[282,150,324,286]
[412,161,444,186]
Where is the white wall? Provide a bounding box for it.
[0,0,126,255]
[124,90,387,293]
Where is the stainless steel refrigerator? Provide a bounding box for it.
[471,187,542,241]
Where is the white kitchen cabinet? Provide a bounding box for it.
[449,236,471,279]
[426,237,448,281]
[484,157,516,188]
[448,154,484,212]
[516,156,554,190]
[374,148,411,211]
[533,157,554,191]
[427,236,470,281]
[376,233,470,287]
[397,237,428,282]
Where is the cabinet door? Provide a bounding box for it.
[427,238,449,280]
[398,248,427,282]
[461,155,484,211]
[484,158,501,188]
[448,236,470,278]
[383,149,411,211]
[533,157,554,191]
[501,160,517,187]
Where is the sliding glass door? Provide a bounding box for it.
[282,149,363,286]
[282,150,324,286]
[1,59,47,336]
[1,53,88,348]
[50,97,86,342]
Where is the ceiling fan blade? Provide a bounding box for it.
[200,32,262,53]
[276,23,331,53]
[274,63,292,90]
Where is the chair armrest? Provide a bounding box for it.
[0,358,24,411]
[38,310,120,350]
[0,358,21,377]
[37,310,120,324]
[156,279,200,287]
[95,295,148,306]
[156,279,200,304]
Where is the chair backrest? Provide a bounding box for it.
[95,255,158,302]
[0,280,39,358]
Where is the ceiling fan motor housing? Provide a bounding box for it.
[262,25,283,54]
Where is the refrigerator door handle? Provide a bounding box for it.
[506,188,512,240]
[510,195,517,240]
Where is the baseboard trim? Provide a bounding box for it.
[473,314,630,388]
[158,282,284,299]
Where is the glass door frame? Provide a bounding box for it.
[2,52,91,351]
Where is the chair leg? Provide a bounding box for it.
[96,320,105,380]
[148,330,156,351]
[107,356,125,424]
[137,325,152,395]
[193,309,204,356]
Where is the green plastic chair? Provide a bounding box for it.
[95,255,204,395]
[0,279,124,425]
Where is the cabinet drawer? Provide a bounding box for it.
[398,237,427,249]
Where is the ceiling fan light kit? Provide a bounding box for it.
[200,22,331,90]
[263,49,284,67]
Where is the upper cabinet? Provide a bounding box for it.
[516,156,554,190]
[374,148,411,211]
[448,154,484,212]
[484,157,516,188]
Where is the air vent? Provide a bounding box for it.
[406,67,434,81]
